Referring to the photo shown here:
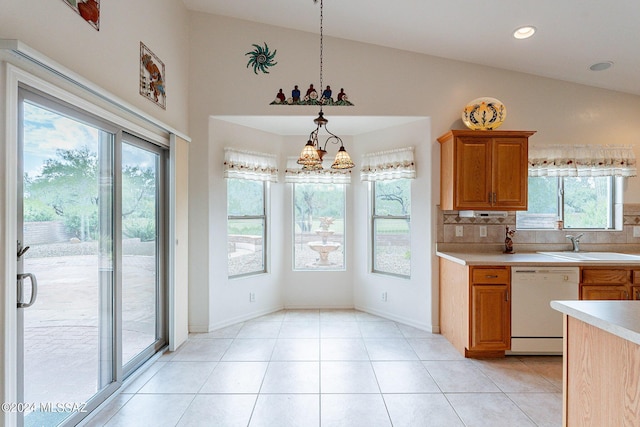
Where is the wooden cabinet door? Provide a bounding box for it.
[580,285,629,300]
[580,268,631,300]
[631,286,640,300]
[492,138,528,210]
[454,137,492,209]
[470,284,511,351]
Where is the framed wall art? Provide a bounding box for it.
[139,42,166,110]
[62,0,100,30]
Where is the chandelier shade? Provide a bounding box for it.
[296,0,354,171]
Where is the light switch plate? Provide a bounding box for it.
[634,226,640,237]
[455,225,463,237]
[479,226,487,237]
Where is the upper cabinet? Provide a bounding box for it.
[437,130,536,211]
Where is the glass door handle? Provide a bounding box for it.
[17,273,38,308]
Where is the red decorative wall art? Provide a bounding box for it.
[62,0,100,30]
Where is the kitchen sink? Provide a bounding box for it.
[538,251,640,262]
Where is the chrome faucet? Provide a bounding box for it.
[566,233,584,252]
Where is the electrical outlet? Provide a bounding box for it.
[634,226,640,238]
[479,225,487,237]
[455,225,463,237]
[249,292,255,302]
[381,292,387,302]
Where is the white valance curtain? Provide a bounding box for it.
[528,145,637,177]
[284,157,351,184]
[360,147,416,181]
[223,147,279,182]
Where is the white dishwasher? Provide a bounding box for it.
[509,266,579,355]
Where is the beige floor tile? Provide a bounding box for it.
[319,309,358,321]
[221,338,276,361]
[120,361,167,394]
[103,394,195,427]
[445,393,536,427]
[423,360,500,392]
[321,394,391,427]
[171,338,233,362]
[508,392,563,427]
[358,321,404,338]
[236,321,282,338]
[320,321,362,338]
[384,393,464,427]
[138,362,216,393]
[283,309,320,321]
[472,358,559,392]
[320,338,369,360]
[279,321,320,338]
[372,361,439,393]
[271,338,319,360]
[321,361,379,393]
[364,338,418,360]
[260,361,320,393]
[199,361,268,393]
[250,394,319,427]
[177,394,257,427]
[81,393,134,426]
[396,323,435,338]
[408,338,465,360]
[189,323,243,339]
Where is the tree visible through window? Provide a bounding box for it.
[293,183,345,270]
[373,179,411,277]
[516,176,614,229]
[227,178,266,277]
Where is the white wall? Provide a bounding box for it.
[200,119,286,331]
[189,13,640,333]
[351,119,433,330]
[0,0,190,134]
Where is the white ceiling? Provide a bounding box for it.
[184,0,640,97]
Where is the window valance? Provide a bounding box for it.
[284,157,351,184]
[360,147,416,181]
[223,148,279,182]
[528,145,637,177]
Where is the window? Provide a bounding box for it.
[227,178,267,277]
[516,176,615,229]
[372,179,411,277]
[293,183,345,270]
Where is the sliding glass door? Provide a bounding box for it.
[17,88,167,426]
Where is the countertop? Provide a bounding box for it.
[551,300,640,346]
[436,250,640,266]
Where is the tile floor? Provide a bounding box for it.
[85,309,562,427]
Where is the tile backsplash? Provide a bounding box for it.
[437,203,640,253]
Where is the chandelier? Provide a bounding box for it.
[297,0,354,170]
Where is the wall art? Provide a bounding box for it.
[245,43,278,74]
[139,42,166,110]
[62,0,100,30]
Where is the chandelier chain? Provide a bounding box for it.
[319,0,323,94]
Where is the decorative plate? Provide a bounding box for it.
[462,97,507,130]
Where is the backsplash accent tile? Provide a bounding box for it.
[437,204,640,249]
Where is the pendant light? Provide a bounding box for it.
[297,0,354,170]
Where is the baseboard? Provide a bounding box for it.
[205,305,285,332]
[354,305,435,332]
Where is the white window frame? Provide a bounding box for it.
[516,176,621,230]
[227,178,268,278]
[371,179,411,278]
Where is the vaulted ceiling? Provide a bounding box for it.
[184,0,640,96]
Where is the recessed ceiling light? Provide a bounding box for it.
[589,61,614,71]
[513,26,536,39]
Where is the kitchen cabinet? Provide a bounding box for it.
[580,267,633,300]
[437,130,535,210]
[439,259,510,358]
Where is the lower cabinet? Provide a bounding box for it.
[471,283,511,352]
[439,258,510,358]
[580,267,634,300]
